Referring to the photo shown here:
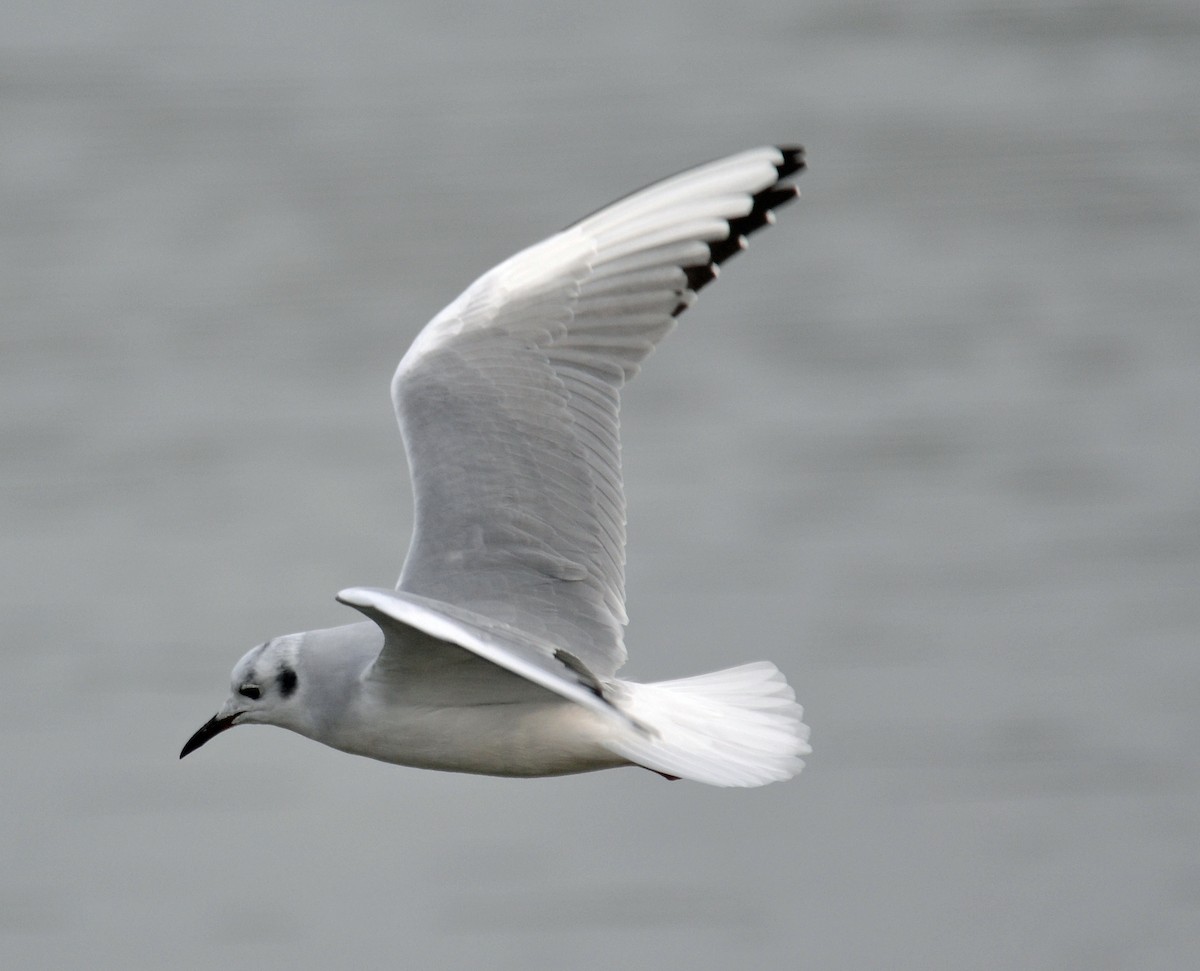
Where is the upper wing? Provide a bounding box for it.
[392,146,804,678]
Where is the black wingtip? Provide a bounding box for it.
[706,148,802,269]
[707,233,746,267]
[775,145,806,180]
[727,185,799,240]
[683,263,718,292]
[600,144,807,321]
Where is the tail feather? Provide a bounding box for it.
[604,662,810,787]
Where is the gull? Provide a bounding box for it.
[182,145,811,786]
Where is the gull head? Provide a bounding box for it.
[180,636,305,758]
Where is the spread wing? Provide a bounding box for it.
[389,146,804,678]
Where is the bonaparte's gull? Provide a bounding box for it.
[182,145,810,786]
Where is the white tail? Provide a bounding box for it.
[604,662,810,787]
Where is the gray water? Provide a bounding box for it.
[4,2,1199,968]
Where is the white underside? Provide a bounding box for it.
[322,695,629,778]
[317,660,809,787]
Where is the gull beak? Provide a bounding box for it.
[180,711,241,759]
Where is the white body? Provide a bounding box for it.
[284,621,627,777]
[328,693,627,778]
[216,614,806,786]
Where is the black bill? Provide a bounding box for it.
[179,712,240,759]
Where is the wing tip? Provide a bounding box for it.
[774,144,806,181]
[677,143,805,299]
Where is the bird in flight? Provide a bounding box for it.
[182,145,811,787]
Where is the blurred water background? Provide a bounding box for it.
[3,1,1199,968]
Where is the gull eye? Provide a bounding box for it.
[238,683,261,700]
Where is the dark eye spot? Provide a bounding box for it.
[276,668,298,698]
[238,683,261,700]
